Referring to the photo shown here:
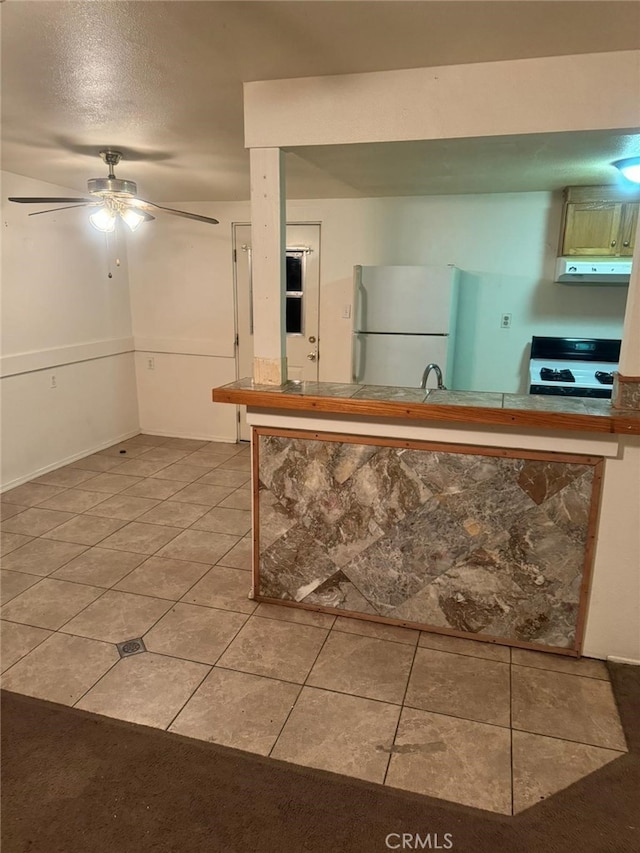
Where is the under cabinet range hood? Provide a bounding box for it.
[555,258,632,284]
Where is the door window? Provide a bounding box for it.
[285,251,305,335]
[247,248,308,336]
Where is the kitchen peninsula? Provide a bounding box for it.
[213,381,640,659]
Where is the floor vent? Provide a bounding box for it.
[116,638,147,658]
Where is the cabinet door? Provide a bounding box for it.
[620,203,639,257]
[562,202,622,256]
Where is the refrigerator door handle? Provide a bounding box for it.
[353,333,366,383]
[355,272,367,334]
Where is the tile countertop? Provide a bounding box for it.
[212,380,640,436]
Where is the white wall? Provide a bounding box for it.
[127,202,246,441]
[1,172,139,488]
[587,437,640,663]
[135,192,626,414]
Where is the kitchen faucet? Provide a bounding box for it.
[421,363,446,390]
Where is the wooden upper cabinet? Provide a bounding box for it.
[562,201,622,255]
[560,186,640,257]
[620,203,638,256]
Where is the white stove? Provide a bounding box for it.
[528,337,620,399]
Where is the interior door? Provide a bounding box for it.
[234,223,321,440]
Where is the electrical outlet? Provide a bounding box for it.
[147,357,155,370]
[50,374,57,389]
[500,313,512,328]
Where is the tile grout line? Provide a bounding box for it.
[161,664,214,733]
[161,609,257,732]
[509,661,611,681]
[266,615,335,759]
[0,623,55,676]
[509,646,515,816]
[414,639,512,664]
[331,625,419,648]
[507,724,628,753]
[71,647,124,709]
[1,542,92,580]
[49,584,115,633]
[382,638,420,786]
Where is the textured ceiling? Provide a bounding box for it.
[1,1,640,202]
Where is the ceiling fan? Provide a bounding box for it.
[8,149,219,232]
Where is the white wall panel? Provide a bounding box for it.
[134,352,237,441]
[127,207,238,358]
[1,173,132,355]
[1,353,139,488]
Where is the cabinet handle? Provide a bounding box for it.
[623,241,630,247]
[611,240,617,247]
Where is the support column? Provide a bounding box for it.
[249,147,287,385]
[613,216,640,409]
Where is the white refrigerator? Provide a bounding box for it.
[352,264,460,388]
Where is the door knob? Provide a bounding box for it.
[307,351,317,361]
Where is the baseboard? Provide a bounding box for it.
[607,655,640,667]
[0,428,142,492]
[138,428,239,443]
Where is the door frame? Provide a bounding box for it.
[232,221,322,441]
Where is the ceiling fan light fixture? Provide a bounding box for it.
[612,156,640,185]
[88,177,138,197]
[9,150,218,228]
[89,205,116,232]
[120,208,145,231]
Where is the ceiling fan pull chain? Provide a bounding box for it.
[105,231,113,279]
[114,219,122,268]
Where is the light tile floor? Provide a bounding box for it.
[0,434,628,815]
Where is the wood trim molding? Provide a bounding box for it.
[213,385,640,435]
[254,425,605,467]
[0,338,134,378]
[134,337,234,358]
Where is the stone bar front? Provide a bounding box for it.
[254,428,602,655]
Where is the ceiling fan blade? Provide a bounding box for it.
[8,197,92,204]
[137,199,219,225]
[133,208,156,222]
[29,203,98,216]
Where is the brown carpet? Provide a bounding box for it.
[2,663,639,853]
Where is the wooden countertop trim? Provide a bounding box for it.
[212,386,640,435]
